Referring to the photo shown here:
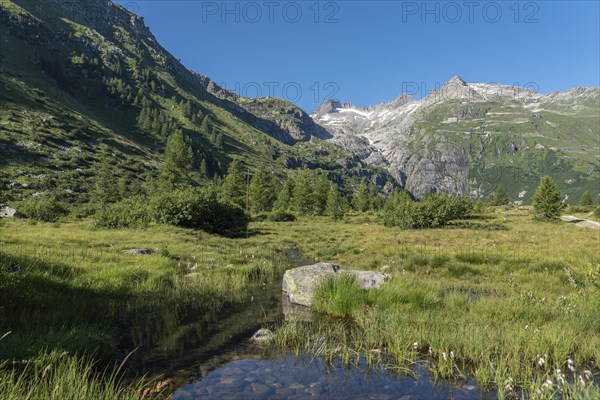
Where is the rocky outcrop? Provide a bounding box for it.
[282,263,387,307]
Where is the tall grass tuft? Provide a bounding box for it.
[0,351,155,400]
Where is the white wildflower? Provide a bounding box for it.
[578,375,586,386]
[442,352,447,361]
[450,351,455,359]
[583,370,592,380]
[538,357,545,367]
[413,342,419,350]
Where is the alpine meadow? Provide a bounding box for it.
[0,1,598,399]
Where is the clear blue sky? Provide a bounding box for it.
[115,1,600,113]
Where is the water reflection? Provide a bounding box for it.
[172,353,495,400]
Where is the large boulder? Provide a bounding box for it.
[282,262,387,307]
[0,206,23,218]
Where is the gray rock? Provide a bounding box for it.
[282,263,387,307]
[250,328,275,343]
[122,248,152,255]
[0,206,23,218]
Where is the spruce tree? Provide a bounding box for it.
[326,185,346,220]
[220,160,247,208]
[492,185,509,206]
[353,178,371,212]
[249,165,276,213]
[579,191,593,207]
[532,176,565,221]
[292,169,314,215]
[158,130,194,189]
[199,157,209,178]
[313,173,331,215]
[92,156,120,208]
[273,178,294,211]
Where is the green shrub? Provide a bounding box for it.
[594,207,600,219]
[149,188,249,236]
[92,196,150,228]
[383,193,472,229]
[267,211,297,222]
[18,198,69,222]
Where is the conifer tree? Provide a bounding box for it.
[92,155,120,208]
[353,178,371,212]
[313,173,331,215]
[249,165,276,213]
[532,176,564,221]
[579,191,593,207]
[273,178,295,212]
[199,157,209,178]
[158,130,194,189]
[491,185,509,206]
[326,185,346,220]
[220,160,247,208]
[292,169,314,215]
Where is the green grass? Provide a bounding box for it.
[270,208,600,399]
[1,207,599,398]
[0,351,155,400]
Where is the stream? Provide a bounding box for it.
[120,255,496,399]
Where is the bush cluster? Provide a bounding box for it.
[18,198,70,222]
[93,188,249,236]
[383,193,472,229]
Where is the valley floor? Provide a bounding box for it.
[0,208,599,399]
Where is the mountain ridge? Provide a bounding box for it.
[312,76,599,200]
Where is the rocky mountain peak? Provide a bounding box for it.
[313,99,343,117]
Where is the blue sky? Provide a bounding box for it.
[115,1,600,113]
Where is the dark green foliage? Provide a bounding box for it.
[326,185,346,220]
[18,198,69,222]
[159,130,194,189]
[579,191,593,207]
[273,179,295,212]
[150,188,249,236]
[267,211,297,222]
[594,207,600,219]
[532,176,565,221]
[312,174,331,216]
[490,185,509,206]
[220,160,247,209]
[353,178,371,212]
[473,199,486,214]
[292,169,314,215]
[91,156,121,208]
[383,193,472,229]
[249,165,276,213]
[91,196,150,229]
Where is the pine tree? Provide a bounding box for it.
[579,191,593,207]
[199,157,209,178]
[273,178,295,212]
[353,178,371,212]
[92,156,120,208]
[220,160,247,208]
[532,176,565,221]
[249,165,276,213]
[492,185,509,206]
[158,130,194,189]
[313,173,331,215]
[216,132,224,149]
[292,169,314,215]
[326,185,346,220]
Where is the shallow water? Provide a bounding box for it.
[171,353,494,400]
[123,253,495,399]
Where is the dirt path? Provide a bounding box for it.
[560,215,600,230]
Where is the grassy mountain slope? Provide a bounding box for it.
[0,0,392,204]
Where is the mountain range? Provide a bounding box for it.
[0,0,598,204]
